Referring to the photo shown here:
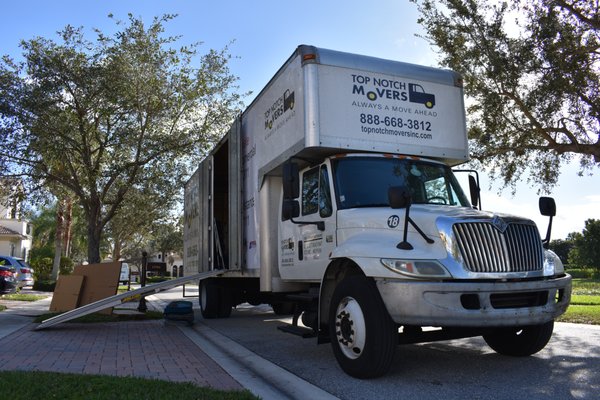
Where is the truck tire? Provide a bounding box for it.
[199,279,232,319]
[200,279,219,319]
[329,275,397,378]
[483,320,554,357]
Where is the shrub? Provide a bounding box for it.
[146,276,170,284]
[566,268,596,279]
[33,280,56,292]
[31,257,53,281]
[30,256,74,281]
[60,257,74,275]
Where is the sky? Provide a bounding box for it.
[1,0,598,240]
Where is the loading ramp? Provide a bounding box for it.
[35,270,222,330]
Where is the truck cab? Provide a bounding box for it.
[280,153,571,377]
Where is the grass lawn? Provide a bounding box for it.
[0,371,258,400]
[1,293,47,301]
[34,310,165,324]
[558,275,600,325]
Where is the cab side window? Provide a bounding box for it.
[319,166,332,217]
[302,167,319,215]
[302,165,333,217]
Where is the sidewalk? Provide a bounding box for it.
[0,287,339,400]
[0,289,242,391]
[0,291,52,339]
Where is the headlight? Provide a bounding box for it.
[544,250,564,276]
[380,259,452,278]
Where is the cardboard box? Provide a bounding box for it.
[51,262,121,315]
[73,262,121,315]
[49,275,85,312]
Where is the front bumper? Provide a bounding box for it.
[376,274,572,327]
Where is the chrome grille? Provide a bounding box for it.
[452,222,544,273]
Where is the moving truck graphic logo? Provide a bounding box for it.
[264,89,295,130]
[408,83,435,109]
[283,89,295,112]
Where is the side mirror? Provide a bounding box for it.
[283,162,300,199]
[539,197,556,217]
[388,186,412,209]
[539,197,556,248]
[468,175,480,209]
[282,199,300,221]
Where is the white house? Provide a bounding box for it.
[149,251,184,277]
[0,183,32,261]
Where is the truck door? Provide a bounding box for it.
[280,164,336,281]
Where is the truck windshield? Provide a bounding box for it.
[332,157,470,209]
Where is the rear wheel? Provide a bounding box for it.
[199,279,231,319]
[483,320,554,356]
[329,275,397,378]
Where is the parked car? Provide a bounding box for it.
[0,255,35,289]
[0,261,18,295]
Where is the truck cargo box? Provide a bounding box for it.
[184,45,468,274]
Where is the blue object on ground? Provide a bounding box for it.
[164,300,194,325]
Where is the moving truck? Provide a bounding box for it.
[183,45,571,378]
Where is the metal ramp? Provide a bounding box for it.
[35,270,222,330]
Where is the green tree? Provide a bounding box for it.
[568,219,600,270]
[414,0,599,191]
[150,221,184,262]
[105,184,172,261]
[29,202,90,266]
[0,14,242,263]
[548,237,575,264]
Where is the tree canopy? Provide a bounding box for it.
[414,0,599,191]
[0,14,243,262]
[568,218,600,270]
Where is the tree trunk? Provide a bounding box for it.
[51,200,64,280]
[62,197,73,258]
[113,237,122,261]
[86,199,103,264]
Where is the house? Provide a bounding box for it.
[149,251,184,277]
[0,182,32,261]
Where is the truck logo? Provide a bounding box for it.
[491,215,509,233]
[408,83,435,109]
[351,75,435,109]
[264,89,296,130]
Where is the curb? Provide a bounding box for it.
[147,294,340,400]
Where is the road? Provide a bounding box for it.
[196,303,600,400]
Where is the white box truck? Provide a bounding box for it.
[183,45,571,378]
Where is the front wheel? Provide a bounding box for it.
[483,320,554,357]
[329,275,397,378]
